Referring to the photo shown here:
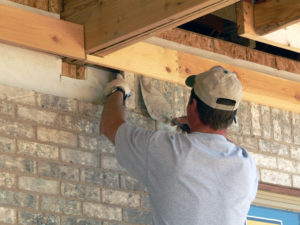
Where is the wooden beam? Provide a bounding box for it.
[0,3,85,60]
[237,1,300,54]
[63,0,239,56]
[86,41,300,113]
[254,0,300,35]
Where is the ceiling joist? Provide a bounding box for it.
[62,0,239,56]
[0,3,85,60]
[236,1,300,54]
[253,0,300,35]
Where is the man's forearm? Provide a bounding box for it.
[100,91,126,144]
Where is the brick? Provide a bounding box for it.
[261,106,272,139]
[237,101,251,135]
[38,162,79,181]
[0,84,36,105]
[282,110,292,143]
[162,80,174,118]
[241,136,258,152]
[0,136,16,153]
[258,140,289,156]
[61,148,99,167]
[79,101,102,116]
[120,174,147,191]
[0,172,16,188]
[0,154,36,173]
[278,158,297,173]
[18,140,59,159]
[81,168,119,188]
[0,101,14,116]
[19,211,59,225]
[261,169,291,186]
[79,135,99,151]
[141,194,151,209]
[226,133,243,145]
[83,202,122,220]
[62,217,101,225]
[42,196,81,215]
[174,84,186,118]
[272,108,282,141]
[124,71,137,111]
[123,208,152,225]
[101,155,126,172]
[252,153,277,169]
[19,177,58,194]
[102,189,140,207]
[291,146,300,161]
[292,112,300,145]
[62,182,100,201]
[250,103,261,136]
[37,126,77,147]
[213,39,246,60]
[99,135,115,154]
[246,48,276,68]
[125,111,156,130]
[59,114,99,135]
[37,93,77,112]
[0,118,34,138]
[0,206,16,224]
[103,222,127,225]
[293,175,300,188]
[0,190,38,209]
[17,105,58,125]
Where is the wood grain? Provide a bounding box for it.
[254,0,300,35]
[0,3,85,60]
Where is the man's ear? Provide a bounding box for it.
[192,99,198,111]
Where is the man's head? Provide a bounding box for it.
[185,66,242,130]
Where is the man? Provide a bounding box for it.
[101,66,258,225]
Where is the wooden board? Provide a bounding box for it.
[236,1,300,54]
[63,0,239,56]
[0,3,85,60]
[254,0,300,35]
[86,41,300,113]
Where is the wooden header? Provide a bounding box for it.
[86,40,300,113]
[0,3,85,60]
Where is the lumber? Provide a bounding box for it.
[86,41,300,113]
[254,0,300,35]
[0,3,85,60]
[236,1,300,54]
[63,0,239,56]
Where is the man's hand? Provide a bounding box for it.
[104,74,131,99]
[171,116,190,133]
[101,74,131,145]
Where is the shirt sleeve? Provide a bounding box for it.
[115,123,156,185]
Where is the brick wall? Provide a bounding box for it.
[0,71,299,224]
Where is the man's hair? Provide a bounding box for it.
[189,89,237,130]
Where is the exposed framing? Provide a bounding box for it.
[236,1,300,54]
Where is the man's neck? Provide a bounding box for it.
[190,125,227,137]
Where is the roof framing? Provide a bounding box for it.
[237,1,300,54]
[62,0,239,56]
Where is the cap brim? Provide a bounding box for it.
[185,75,196,87]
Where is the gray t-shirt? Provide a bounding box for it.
[115,123,258,225]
